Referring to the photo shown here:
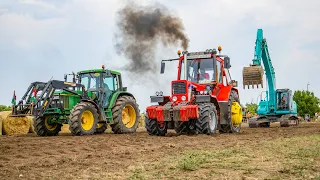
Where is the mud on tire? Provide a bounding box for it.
[110,95,140,134]
[69,102,99,136]
[196,103,218,135]
[34,115,62,136]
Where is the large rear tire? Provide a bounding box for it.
[145,113,167,136]
[110,95,140,134]
[69,102,99,136]
[220,90,242,133]
[34,115,62,136]
[196,103,218,135]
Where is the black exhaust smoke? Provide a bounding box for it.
[114,1,189,76]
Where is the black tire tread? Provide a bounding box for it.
[110,95,140,134]
[69,101,98,136]
[145,113,167,136]
[34,115,62,136]
[196,103,218,135]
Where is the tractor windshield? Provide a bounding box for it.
[181,58,216,84]
[79,73,100,91]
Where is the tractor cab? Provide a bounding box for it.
[160,47,235,102]
[76,65,124,108]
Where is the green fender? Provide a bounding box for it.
[106,91,136,123]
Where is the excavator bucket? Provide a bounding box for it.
[242,65,264,89]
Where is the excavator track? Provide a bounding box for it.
[242,65,264,89]
[248,117,270,128]
[279,115,299,127]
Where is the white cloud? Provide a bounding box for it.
[0,0,319,113]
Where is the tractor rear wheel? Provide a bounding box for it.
[220,90,242,133]
[34,115,62,136]
[69,102,99,136]
[195,103,218,135]
[110,95,140,134]
[145,113,167,136]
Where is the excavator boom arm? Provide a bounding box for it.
[243,29,277,110]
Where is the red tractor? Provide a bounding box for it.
[145,46,243,136]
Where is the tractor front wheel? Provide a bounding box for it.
[195,103,218,135]
[69,102,99,136]
[110,95,140,134]
[34,115,62,136]
[145,113,167,136]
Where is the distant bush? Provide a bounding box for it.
[0,105,12,112]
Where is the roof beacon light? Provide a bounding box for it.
[177,50,181,56]
[218,46,222,55]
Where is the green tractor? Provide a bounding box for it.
[9,65,140,136]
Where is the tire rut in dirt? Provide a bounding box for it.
[195,103,218,135]
[110,95,140,134]
[69,102,98,136]
[34,116,62,136]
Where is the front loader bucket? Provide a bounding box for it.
[242,65,264,89]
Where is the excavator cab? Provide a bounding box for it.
[276,89,292,111]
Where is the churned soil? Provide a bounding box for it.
[0,122,319,180]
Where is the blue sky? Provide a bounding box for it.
[0,0,319,112]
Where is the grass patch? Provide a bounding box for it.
[127,134,320,179]
[177,150,213,171]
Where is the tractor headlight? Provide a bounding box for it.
[156,91,159,96]
[181,96,186,101]
[200,91,204,95]
[204,90,208,95]
[172,96,177,101]
[159,91,163,96]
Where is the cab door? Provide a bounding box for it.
[101,73,116,107]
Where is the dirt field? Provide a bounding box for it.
[0,122,319,180]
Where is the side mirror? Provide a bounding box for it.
[231,80,238,87]
[160,61,165,74]
[123,87,127,91]
[224,56,231,69]
[64,74,67,82]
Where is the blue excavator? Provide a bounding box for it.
[242,29,299,127]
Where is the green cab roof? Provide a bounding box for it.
[77,68,120,75]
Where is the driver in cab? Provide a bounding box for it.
[199,68,210,80]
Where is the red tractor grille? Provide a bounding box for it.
[172,82,186,94]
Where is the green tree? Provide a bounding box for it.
[245,103,258,114]
[293,90,320,117]
[0,105,12,112]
